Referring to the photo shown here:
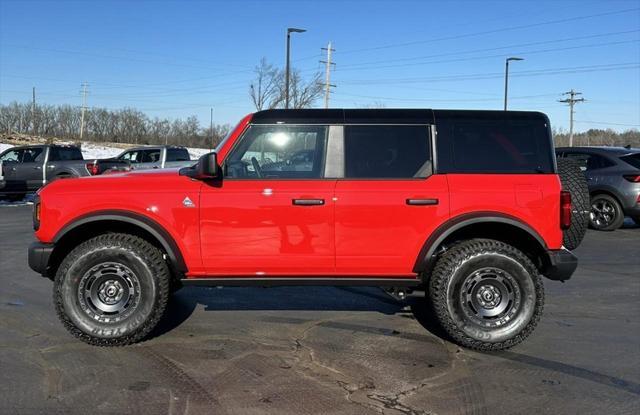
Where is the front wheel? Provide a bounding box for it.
[428,239,544,351]
[54,233,170,346]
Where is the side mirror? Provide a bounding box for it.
[194,152,219,179]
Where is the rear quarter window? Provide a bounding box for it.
[620,153,640,169]
[435,116,554,173]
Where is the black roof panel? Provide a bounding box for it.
[250,108,547,125]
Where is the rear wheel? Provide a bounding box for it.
[589,194,624,231]
[428,239,544,351]
[557,158,589,249]
[54,233,170,346]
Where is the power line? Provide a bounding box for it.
[337,7,640,55]
[337,30,640,69]
[327,39,640,74]
[339,62,640,85]
[574,120,640,127]
[558,90,586,147]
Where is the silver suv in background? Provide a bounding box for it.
[556,146,640,230]
[116,146,193,170]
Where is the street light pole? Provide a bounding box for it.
[504,57,524,111]
[285,27,306,109]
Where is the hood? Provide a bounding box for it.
[40,167,190,196]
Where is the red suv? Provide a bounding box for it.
[28,109,586,351]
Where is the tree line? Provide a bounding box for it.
[0,102,231,148]
[552,128,640,148]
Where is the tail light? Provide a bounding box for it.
[560,191,572,230]
[86,161,100,175]
[623,174,640,183]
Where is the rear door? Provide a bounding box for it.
[334,124,449,276]
[46,146,84,180]
[199,124,336,275]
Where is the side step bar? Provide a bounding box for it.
[180,277,421,288]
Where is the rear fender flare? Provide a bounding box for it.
[413,212,547,273]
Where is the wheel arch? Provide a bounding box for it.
[414,212,549,277]
[47,211,187,279]
[589,187,623,204]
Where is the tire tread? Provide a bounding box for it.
[54,233,170,347]
[429,238,544,351]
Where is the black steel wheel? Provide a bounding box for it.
[429,239,544,351]
[54,233,170,346]
[589,194,624,231]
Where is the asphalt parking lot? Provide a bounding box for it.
[1,204,639,415]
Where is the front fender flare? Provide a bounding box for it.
[53,210,188,273]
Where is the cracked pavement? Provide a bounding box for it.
[1,205,639,414]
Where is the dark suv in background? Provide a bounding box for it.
[556,146,640,230]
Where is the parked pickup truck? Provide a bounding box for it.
[0,144,129,200]
[115,145,193,170]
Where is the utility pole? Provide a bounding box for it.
[558,89,585,147]
[320,42,336,109]
[79,82,89,140]
[32,87,37,136]
[210,107,214,150]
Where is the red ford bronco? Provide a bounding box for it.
[29,109,588,351]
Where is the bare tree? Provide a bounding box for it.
[249,58,283,110]
[249,58,323,110]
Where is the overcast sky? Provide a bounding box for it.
[1,0,638,132]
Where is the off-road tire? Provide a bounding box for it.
[557,158,589,250]
[429,239,544,351]
[54,233,170,346]
[589,193,624,231]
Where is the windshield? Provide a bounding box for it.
[620,153,640,169]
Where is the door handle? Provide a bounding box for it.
[47,165,56,169]
[406,198,439,206]
[34,166,42,170]
[292,199,325,206]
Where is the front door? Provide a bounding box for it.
[13,146,46,191]
[334,125,449,276]
[199,124,336,275]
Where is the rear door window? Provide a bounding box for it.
[344,125,431,178]
[50,147,83,161]
[166,148,190,162]
[436,117,554,173]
